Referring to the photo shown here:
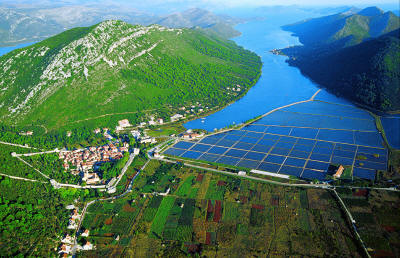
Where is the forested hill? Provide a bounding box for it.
[282,6,400,48]
[0,20,261,129]
[283,29,400,112]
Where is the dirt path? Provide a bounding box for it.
[0,172,48,183]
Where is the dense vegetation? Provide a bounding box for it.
[98,152,130,181]
[283,29,400,111]
[0,20,261,130]
[0,124,107,150]
[0,144,70,256]
[282,6,400,48]
[280,7,400,112]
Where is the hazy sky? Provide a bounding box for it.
[2,0,398,6]
[1,0,398,14]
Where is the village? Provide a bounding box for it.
[58,142,130,185]
[56,106,212,256]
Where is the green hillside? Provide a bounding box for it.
[283,6,400,47]
[0,20,261,129]
[284,29,400,112]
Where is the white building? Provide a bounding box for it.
[61,234,73,244]
[170,114,183,122]
[59,244,72,254]
[131,130,141,140]
[118,119,131,128]
[83,241,94,250]
[238,171,247,176]
[81,229,90,237]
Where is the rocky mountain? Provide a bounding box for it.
[0,20,261,128]
[0,6,241,47]
[156,8,241,38]
[282,6,400,48]
[0,7,62,46]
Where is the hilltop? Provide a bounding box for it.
[0,20,261,129]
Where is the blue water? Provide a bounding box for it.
[184,11,398,150]
[0,42,35,57]
[184,15,340,131]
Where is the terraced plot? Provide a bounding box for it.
[165,101,388,181]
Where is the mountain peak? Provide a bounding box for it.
[357,6,384,17]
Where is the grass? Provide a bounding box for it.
[222,202,240,221]
[298,208,311,231]
[188,187,199,199]
[150,196,175,238]
[147,124,185,137]
[342,166,353,179]
[205,179,225,200]
[175,175,195,197]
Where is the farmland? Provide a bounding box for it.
[79,159,377,257]
[337,188,400,256]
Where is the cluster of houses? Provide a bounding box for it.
[59,142,129,184]
[181,129,204,140]
[59,206,93,256]
[227,84,242,92]
[171,102,211,122]
[131,129,157,144]
[66,207,81,230]
[170,113,184,122]
[115,117,164,133]
[19,131,33,136]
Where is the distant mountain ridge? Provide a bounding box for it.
[0,20,261,128]
[282,6,400,48]
[0,6,241,47]
[279,7,400,112]
[156,8,242,38]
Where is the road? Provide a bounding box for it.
[0,141,38,149]
[107,152,137,192]
[0,172,48,183]
[15,156,51,179]
[332,189,371,258]
[13,149,61,157]
[155,156,330,189]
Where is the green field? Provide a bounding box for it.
[78,159,369,257]
[150,196,175,237]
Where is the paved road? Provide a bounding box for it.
[108,153,137,191]
[13,149,60,157]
